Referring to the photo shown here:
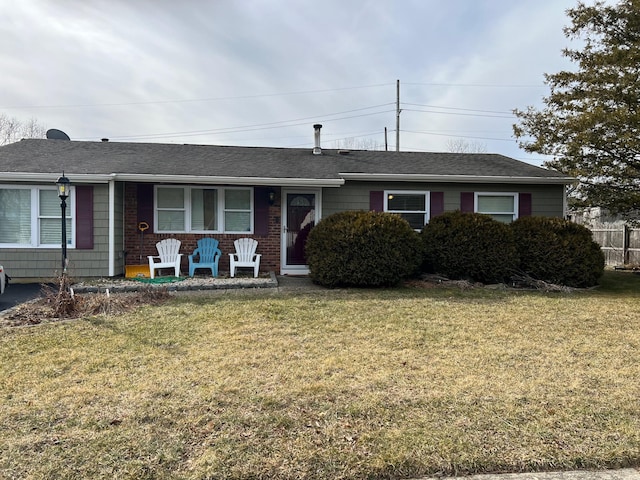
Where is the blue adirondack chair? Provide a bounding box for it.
[188,238,222,277]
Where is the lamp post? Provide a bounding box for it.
[56,173,71,274]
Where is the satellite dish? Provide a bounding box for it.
[46,129,71,140]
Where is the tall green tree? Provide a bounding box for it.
[513,0,640,217]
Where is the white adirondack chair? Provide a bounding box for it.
[229,238,261,278]
[148,238,183,279]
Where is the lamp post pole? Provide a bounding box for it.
[61,196,67,273]
[56,174,71,275]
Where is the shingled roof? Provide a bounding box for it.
[0,139,573,186]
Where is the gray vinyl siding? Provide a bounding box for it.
[2,183,116,280]
[322,181,565,219]
[68,184,109,278]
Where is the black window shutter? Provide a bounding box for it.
[460,192,474,212]
[430,192,444,217]
[370,191,384,212]
[519,193,532,217]
[254,186,269,236]
[75,185,94,249]
[137,184,154,231]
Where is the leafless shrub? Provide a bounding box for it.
[4,280,172,327]
[41,275,78,318]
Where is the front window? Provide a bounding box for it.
[155,186,252,233]
[39,190,72,245]
[191,188,218,231]
[0,186,75,247]
[224,189,251,233]
[476,193,518,222]
[157,187,186,231]
[384,190,429,229]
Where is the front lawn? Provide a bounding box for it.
[1,272,639,479]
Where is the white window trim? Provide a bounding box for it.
[154,185,254,234]
[0,184,76,248]
[474,192,519,221]
[384,190,430,229]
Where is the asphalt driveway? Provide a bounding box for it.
[0,283,44,312]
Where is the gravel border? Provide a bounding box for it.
[71,271,278,294]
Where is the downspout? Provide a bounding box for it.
[108,178,116,277]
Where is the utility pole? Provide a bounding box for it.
[384,127,388,151]
[396,79,401,152]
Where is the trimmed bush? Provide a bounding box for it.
[305,211,423,288]
[511,216,604,287]
[421,211,518,284]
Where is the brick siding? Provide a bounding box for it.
[124,183,281,274]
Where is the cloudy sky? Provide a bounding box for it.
[1,0,585,165]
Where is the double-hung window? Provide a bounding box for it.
[156,187,187,232]
[384,190,430,230]
[223,189,251,232]
[475,193,518,223]
[0,186,74,248]
[155,186,252,233]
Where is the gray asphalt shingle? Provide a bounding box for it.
[0,139,570,182]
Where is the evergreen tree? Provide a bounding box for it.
[513,0,640,217]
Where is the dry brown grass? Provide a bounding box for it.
[1,272,639,479]
[1,283,171,327]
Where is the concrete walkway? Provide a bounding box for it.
[274,274,324,291]
[416,469,640,480]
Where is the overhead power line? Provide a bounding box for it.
[0,83,395,110]
[83,105,395,141]
[0,80,545,110]
[403,108,514,119]
[11,78,543,146]
[402,102,513,115]
[403,81,545,88]
[403,129,514,142]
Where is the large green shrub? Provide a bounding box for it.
[511,216,604,287]
[305,211,423,288]
[421,211,518,284]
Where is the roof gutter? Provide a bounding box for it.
[2,171,573,186]
[109,174,345,187]
[339,173,576,185]
[1,173,116,183]
[1,172,344,187]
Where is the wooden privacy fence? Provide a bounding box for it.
[589,224,640,266]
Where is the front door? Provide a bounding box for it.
[281,189,320,275]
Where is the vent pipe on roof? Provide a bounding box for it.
[313,124,322,155]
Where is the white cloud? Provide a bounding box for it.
[0,0,585,164]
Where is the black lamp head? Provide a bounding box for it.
[56,173,71,199]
